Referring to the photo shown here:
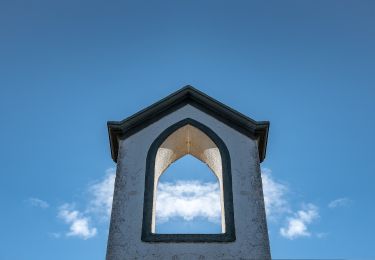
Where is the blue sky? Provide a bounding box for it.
[1,0,375,259]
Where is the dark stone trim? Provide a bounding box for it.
[108,85,269,163]
[141,118,236,243]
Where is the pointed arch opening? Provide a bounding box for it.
[142,118,235,242]
[153,124,225,234]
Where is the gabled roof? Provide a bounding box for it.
[108,85,270,162]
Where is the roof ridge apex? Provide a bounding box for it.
[107,85,270,163]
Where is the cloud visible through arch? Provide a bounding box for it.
[155,181,221,223]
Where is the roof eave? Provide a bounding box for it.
[108,86,270,163]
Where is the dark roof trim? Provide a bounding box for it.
[107,85,270,162]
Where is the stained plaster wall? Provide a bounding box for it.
[106,105,271,260]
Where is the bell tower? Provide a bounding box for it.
[106,86,271,259]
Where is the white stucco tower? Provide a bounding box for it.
[106,86,271,259]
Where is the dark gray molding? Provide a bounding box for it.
[141,118,236,243]
[108,85,269,162]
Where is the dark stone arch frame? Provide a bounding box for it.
[141,118,236,243]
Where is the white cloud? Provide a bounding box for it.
[261,169,323,239]
[328,197,352,209]
[27,197,49,209]
[58,204,97,240]
[280,203,319,239]
[88,168,116,219]
[57,168,115,240]
[156,181,221,223]
[261,168,289,220]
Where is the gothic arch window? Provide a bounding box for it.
[142,118,235,242]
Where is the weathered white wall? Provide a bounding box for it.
[106,105,271,260]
